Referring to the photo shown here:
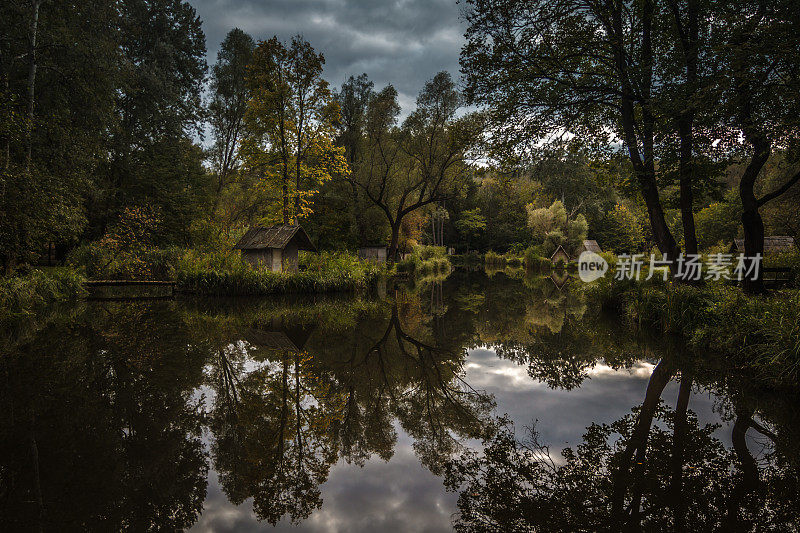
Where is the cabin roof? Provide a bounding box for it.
[551,245,570,260]
[582,240,602,253]
[244,327,313,353]
[234,224,317,252]
[731,236,795,253]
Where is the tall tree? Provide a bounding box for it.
[208,28,255,217]
[242,35,346,225]
[714,0,800,293]
[0,0,121,271]
[462,0,681,261]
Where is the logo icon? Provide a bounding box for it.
[578,251,608,282]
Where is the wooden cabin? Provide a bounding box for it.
[358,246,388,263]
[551,245,570,265]
[729,236,796,255]
[234,224,316,272]
[578,240,602,255]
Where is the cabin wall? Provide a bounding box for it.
[271,248,282,272]
[242,249,273,269]
[282,242,299,272]
[358,247,387,263]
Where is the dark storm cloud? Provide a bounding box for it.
[189,0,466,114]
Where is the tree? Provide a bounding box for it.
[0,0,124,271]
[454,208,486,252]
[208,28,255,218]
[595,202,646,253]
[713,0,800,293]
[462,0,681,262]
[241,35,347,225]
[526,200,587,256]
[345,72,482,260]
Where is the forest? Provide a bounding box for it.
[0,0,798,297]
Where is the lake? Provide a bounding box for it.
[2,269,798,531]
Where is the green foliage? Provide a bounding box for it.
[0,268,86,320]
[526,200,587,256]
[593,280,800,385]
[595,203,646,254]
[523,247,552,270]
[396,246,451,275]
[177,251,383,296]
[67,207,182,280]
[694,189,741,251]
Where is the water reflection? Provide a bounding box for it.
[0,271,798,531]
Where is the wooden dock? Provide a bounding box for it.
[84,280,175,300]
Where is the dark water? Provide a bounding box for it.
[1,270,798,531]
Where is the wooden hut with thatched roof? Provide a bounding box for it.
[234,224,316,272]
[729,236,796,255]
[579,240,602,255]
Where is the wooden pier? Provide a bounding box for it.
[83,280,175,300]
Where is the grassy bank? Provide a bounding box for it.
[177,250,385,296]
[588,276,800,386]
[0,268,86,320]
[485,251,523,268]
[396,245,451,275]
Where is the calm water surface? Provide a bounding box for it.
[2,270,798,531]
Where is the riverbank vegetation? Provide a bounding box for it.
[0,268,85,321]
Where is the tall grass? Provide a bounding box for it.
[593,278,800,385]
[0,268,86,319]
[178,250,384,296]
[485,251,523,267]
[396,245,451,275]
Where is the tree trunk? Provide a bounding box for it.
[670,374,692,530]
[612,358,674,525]
[678,117,698,257]
[388,222,401,262]
[739,137,769,294]
[282,176,289,225]
[26,0,42,173]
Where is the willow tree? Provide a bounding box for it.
[241,35,347,225]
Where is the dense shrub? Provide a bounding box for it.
[591,279,800,385]
[523,247,551,270]
[177,250,384,296]
[0,268,86,319]
[396,245,451,275]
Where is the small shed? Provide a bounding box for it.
[234,224,317,272]
[551,245,570,265]
[579,240,602,255]
[358,246,388,263]
[729,236,796,255]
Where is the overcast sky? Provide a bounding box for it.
[189,0,467,116]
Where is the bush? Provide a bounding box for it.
[523,247,551,270]
[591,279,800,385]
[177,250,384,296]
[396,245,451,275]
[0,268,86,319]
[67,242,183,280]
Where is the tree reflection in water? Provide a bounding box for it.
[0,271,798,531]
[444,352,800,532]
[200,285,495,525]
